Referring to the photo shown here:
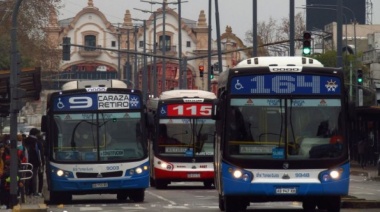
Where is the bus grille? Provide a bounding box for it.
[76,171,123,178]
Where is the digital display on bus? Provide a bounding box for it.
[52,93,141,111]
[230,74,341,95]
[159,103,212,117]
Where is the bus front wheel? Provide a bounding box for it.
[50,191,72,204]
[224,195,247,212]
[218,194,225,211]
[129,189,145,202]
[117,192,128,201]
[302,199,317,210]
[155,180,168,189]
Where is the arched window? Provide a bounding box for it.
[84,35,96,51]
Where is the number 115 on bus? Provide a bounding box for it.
[161,104,212,117]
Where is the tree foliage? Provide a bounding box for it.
[0,0,62,70]
[244,12,306,55]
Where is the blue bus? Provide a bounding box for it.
[212,57,350,212]
[41,80,149,203]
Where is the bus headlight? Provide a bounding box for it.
[135,167,143,174]
[233,170,243,178]
[57,170,64,176]
[321,168,343,182]
[56,169,71,178]
[330,170,341,179]
[230,169,252,182]
[158,160,173,170]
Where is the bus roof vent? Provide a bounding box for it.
[62,80,127,90]
[235,56,323,68]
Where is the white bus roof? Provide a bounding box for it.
[235,56,324,68]
[61,80,127,90]
[159,89,217,100]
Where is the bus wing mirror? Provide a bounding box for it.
[211,99,220,120]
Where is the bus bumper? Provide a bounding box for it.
[51,175,149,192]
[154,168,214,181]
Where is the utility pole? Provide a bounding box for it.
[252,0,257,57]
[134,8,158,96]
[134,25,139,89]
[289,0,295,56]
[141,0,179,93]
[207,0,212,91]
[214,0,223,74]
[117,23,121,80]
[133,18,148,101]
[10,0,23,209]
[337,0,343,68]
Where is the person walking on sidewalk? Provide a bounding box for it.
[24,128,43,196]
[36,133,45,196]
[358,136,369,169]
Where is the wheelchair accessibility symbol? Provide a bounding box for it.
[235,80,244,90]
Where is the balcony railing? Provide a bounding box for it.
[78,46,102,58]
[155,45,177,56]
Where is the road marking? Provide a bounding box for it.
[145,190,176,205]
[164,205,189,209]
[80,207,103,211]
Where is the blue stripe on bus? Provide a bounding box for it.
[221,162,349,196]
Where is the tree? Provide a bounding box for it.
[0,0,62,70]
[244,12,306,55]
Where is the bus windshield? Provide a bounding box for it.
[227,98,343,160]
[157,119,215,157]
[52,112,145,162]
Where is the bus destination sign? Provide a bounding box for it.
[53,93,141,111]
[230,74,341,95]
[159,103,212,117]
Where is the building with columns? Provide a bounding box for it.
[44,0,267,96]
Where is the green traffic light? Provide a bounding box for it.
[358,78,363,83]
[210,75,214,79]
[303,47,311,55]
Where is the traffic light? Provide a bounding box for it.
[199,65,204,78]
[302,32,312,56]
[357,69,363,85]
[62,37,71,61]
[210,65,214,79]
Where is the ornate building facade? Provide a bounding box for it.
[44,0,267,96]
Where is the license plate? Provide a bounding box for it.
[275,187,297,194]
[92,183,108,188]
[187,173,200,178]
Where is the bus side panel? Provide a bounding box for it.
[48,159,149,192]
[221,162,349,197]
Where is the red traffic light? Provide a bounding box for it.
[303,32,311,40]
[199,65,204,71]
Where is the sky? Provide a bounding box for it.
[58,0,380,44]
